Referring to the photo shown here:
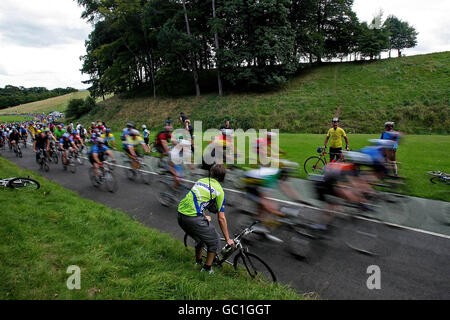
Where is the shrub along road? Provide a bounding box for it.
[2,146,449,299]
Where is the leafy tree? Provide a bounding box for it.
[384,15,418,57]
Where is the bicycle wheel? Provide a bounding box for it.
[7,177,40,190]
[52,152,59,164]
[126,168,137,181]
[88,167,100,188]
[157,178,174,207]
[342,216,381,256]
[69,159,76,173]
[304,156,326,175]
[104,171,118,193]
[18,148,22,158]
[430,176,449,185]
[233,251,276,282]
[140,164,152,185]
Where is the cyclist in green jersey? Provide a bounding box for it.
[177,164,234,274]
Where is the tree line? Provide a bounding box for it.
[0,85,78,110]
[77,0,417,98]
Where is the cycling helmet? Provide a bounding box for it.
[96,137,105,144]
[343,151,373,165]
[126,121,135,128]
[332,118,339,122]
[73,130,78,135]
[63,133,70,138]
[106,128,111,133]
[384,121,394,127]
[36,130,42,134]
[142,125,147,129]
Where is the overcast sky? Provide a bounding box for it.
[0,0,449,90]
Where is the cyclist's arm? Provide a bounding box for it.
[279,180,308,205]
[92,152,102,165]
[161,140,169,154]
[106,150,115,161]
[217,211,234,247]
[344,136,349,150]
[323,136,329,148]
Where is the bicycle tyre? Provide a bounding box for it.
[88,167,100,188]
[233,251,276,282]
[8,177,40,190]
[430,176,449,185]
[140,165,152,185]
[52,152,59,164]
[69,161,76,174]
[104,171,118,193]
[304,156,326,175]
[157,179,174,207]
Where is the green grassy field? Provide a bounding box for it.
[87,128,449,202]
[80,52,450,134]
[0,115,32,123]
[0,91,91,115]
[0,157,305,300]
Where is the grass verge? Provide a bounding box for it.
[0,157,305,300]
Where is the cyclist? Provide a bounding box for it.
[53,125,66,141]
[9,128,21,154]
[323,118,349,162]
[154,125,173,162]
[19,126,28,145]
[177,164,234,274]
[380,122,401,177]
[33,130,50,163]
[59,133,78,166]
[101,128,116,150]
[142,125,150,147]
[241,159,309,238]
[123,129,150,169]
[88,137,116,182]
[28,122,38,141]
[252,132,284,165]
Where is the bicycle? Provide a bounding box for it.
[61,150,76,173]
[428,171,450,185]
[37,149,50,172]
[48,144,59,164]
[157,175,190,207]
[88,161,118,193]
[184,221,277,282]
[123,154,152,184]
[303,146,345,175]
[12,142,22,158]
[0,177,40,190]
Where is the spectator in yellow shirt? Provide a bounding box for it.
[323,118,349,162]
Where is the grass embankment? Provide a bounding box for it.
[0,157,304,300]
[0,115,31,123]
[0,91,91,115]
[81,51,449,134]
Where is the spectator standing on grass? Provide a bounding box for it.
[177,164,234,274]
[323,118,349,162]
[380,121,401,177]
[142,125,150,146]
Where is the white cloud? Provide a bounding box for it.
[0,0,92,89]
[353,0,450,56]
[0,0,448,90]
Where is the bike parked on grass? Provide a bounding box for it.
[303,146,346,175]
[184,221,277,282]
[0,177,40,190]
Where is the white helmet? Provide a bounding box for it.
[343,151,373,165]
[142,125,147,129]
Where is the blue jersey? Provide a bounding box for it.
[360,146,385,165]
[380,131,399,149]
[88,144,109,155]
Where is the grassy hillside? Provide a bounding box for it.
[0,157,305,300]
[80,52,449,134]
[0,91,90,115]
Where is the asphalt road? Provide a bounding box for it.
[1,144,449,300]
